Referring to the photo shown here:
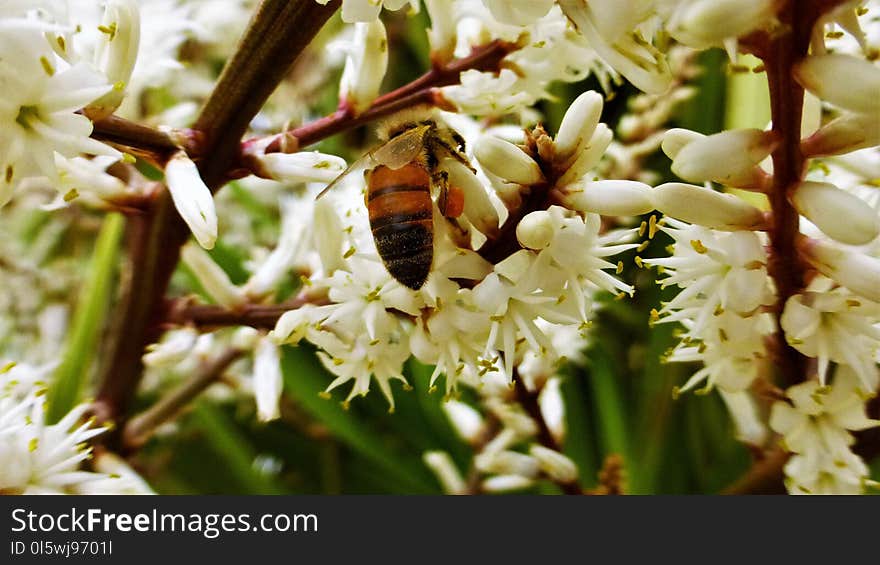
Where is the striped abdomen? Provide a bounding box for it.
[366,163,434,290]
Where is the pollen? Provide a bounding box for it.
[690,239,708,254]
[39,56,54,76]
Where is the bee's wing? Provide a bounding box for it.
[315,125,430,200]
[370,124,430,169]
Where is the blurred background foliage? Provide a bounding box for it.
[125,23,758,494]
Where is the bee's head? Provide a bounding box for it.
[380,108,437,140]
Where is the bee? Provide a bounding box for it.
[317,112,472,290]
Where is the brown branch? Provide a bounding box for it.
[90,115,194,168]
[741,3,824,389]
[164,294,327,330]
[513,374,583,495]
[251,39,518,155]
[122,347,245,450]
[720,448,789,494]
[94,0,341,438]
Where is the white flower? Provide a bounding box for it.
[315,330,411,409]
[423,450,467,494]
[645,220,775,395]
[0,360,55,400]
[781,283,880,389]
[243,196,316,299]
[719,390,768,446]
[165,152,219,250]
[803,239,880,304]
[181,244,245,309]
[664,0,780,49]
[770,366,878,494]
[558,0,671,94]
[794,53,880,117]
[442,399,486,443]
[76,451,154,495]
[652,183,766,231]
[0,394,123,494]
[143,328,199,368]
[83,0,141,120]
[471,208,632,382]
[474,135,544,186]
[529,444,578,483]
[252,338,283,422]
[338,19,388,115]
[317,0,418,23]
[792,180,880,245]
[0,23,118,204]
[663,128,775,189]
[646,221,773,319]
[253,151,347,185]
[480,0,554,26]
[443,69,535,116]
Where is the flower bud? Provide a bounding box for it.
[231,326,260,350]
[253,338,282,422]
[442,400,485,444]
[423,451,466,494]
[482,0,554,26]
[529,445,579,483]
[142,329,198,368]
[340,20,388,115]
[425,0,456,64]
[794,54,880,116]
[539,377,566,443]
[661,128,705,160]
[482,474,535,493]
[554,90,604,162]
[165,152,218,249]
[792,181,879,245]
[562,180,654,216]
[485,398,539,438]
[672,0,779,47]
[475,450,540,478]
[181,244,245,309]
[517,211,554,250]
[652,183,765,230]
[92,452,154,494]
[254,151,346,184]
[719,390,768,446]
[801,113,880,158]
[441,158,500,238]
[475,136,544,186]
[84,0,140,120]
[556,124,613,187]
[803,240,880,303]
[670,129,776,186]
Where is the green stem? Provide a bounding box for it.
[47,213,124,423]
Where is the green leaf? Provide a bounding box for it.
[189,403,285,494]
[280,346,439,493]
[559,367,598,487]
[46,213,124,423]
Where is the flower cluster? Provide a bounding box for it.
[645,1,880,492]
[265,91,646,410]
[0,378,151,494]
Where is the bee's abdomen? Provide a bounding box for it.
[367,165,434,290]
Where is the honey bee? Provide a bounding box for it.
[317,112,472,290]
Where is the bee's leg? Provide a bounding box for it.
[433,137,476,173]
[434,170,465,219]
